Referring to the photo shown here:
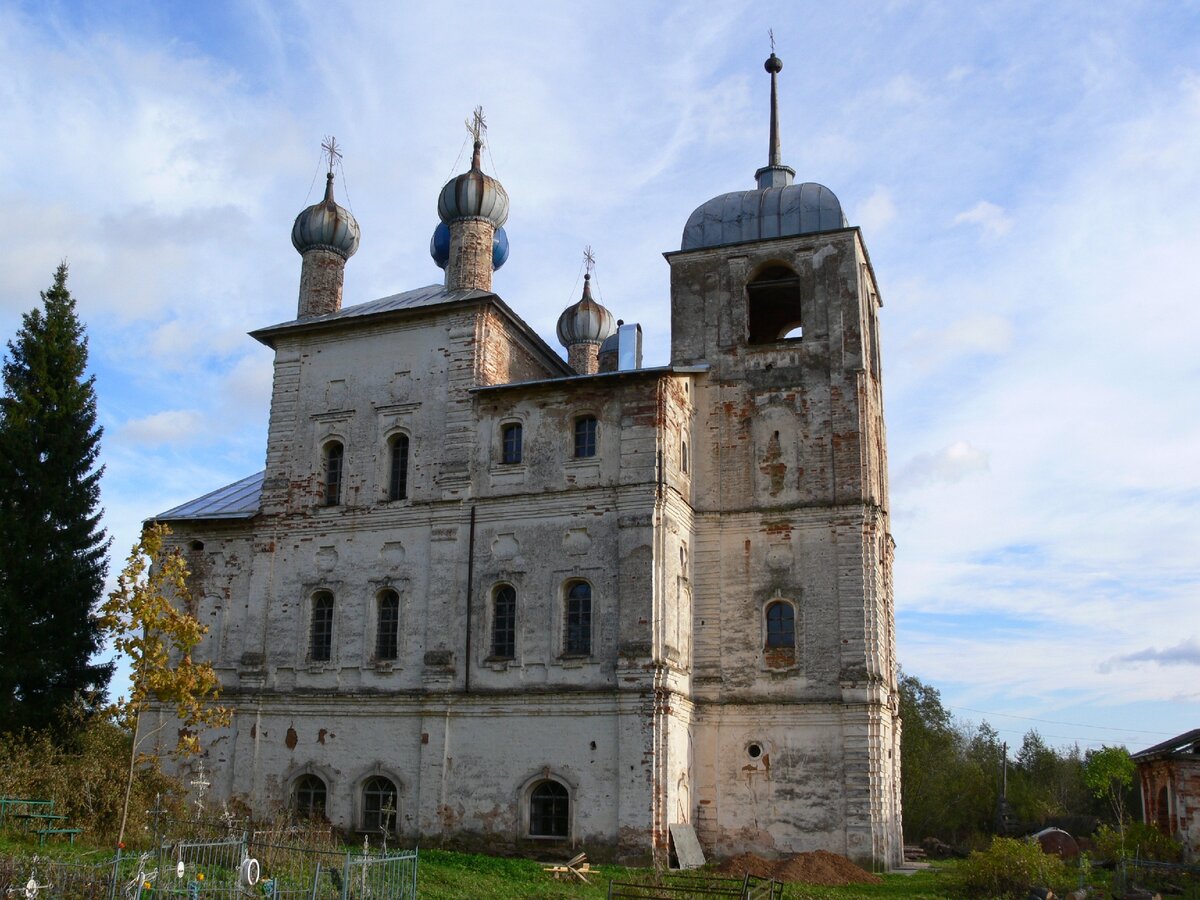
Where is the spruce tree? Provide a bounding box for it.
[0,263,111,732]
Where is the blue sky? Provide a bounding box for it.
[1,0,1198,753]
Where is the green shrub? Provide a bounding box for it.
[1093,822,1183,863]
[958,837,1068,899]
[0,717,183,846]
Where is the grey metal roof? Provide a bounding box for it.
[1132,728,1200,760]
[155,471,264,522]
[252,284,492,342]
[681,182,847,251]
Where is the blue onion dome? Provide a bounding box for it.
[557,274,617,347]
[680,182,846,250]
[437,140,510,228]
[430,222,510,270]
[292,173,361,259]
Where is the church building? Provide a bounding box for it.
[154,52,903,867]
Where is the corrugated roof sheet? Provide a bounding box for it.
[155,471,264,522]
[1132,728,1200,760]
[252,284,493,342]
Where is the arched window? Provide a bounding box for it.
[501,423,523,464]
[564,581,592,656]
[293,774,327,819]
[681,439,689,474]
[362,776,398,833]
[492,585,516,659]
[573,415,597,458]
[310,592,334,662]
[323,441,344,506]
[747,264,803,344]
[765,600,795,649]
[376,590,399,661]
[388,434,409,501]
[529,780,569,837]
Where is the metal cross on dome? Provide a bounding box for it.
[769,28,776,53]
[583,245,596,277]
[321,136,342,175]
[466,106,487,144]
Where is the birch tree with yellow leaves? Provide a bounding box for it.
[99,523,229,846]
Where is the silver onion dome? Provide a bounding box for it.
[292,173,361,259]
[437,140,510,227]
[557,274,616,347]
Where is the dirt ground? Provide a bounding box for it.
[716,849,884,886]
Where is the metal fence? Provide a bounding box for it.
[1114,856,1200,899]
[0,837,418,899]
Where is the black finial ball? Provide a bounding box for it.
[765,53,782,74]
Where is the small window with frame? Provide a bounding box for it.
[573,415,597,458]
[323,441,344,506]
[501,422,523,465]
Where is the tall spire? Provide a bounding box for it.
[755,32,796,190]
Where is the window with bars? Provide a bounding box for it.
[293,774,327,819]
[310,592,334,661]
[765,600,795,649]
[573,415,597,458]
[564,581,591,656]
[529,780,569,837]
[492,585,516,659]
[376,590,399,661]
[388,434,409,501]
[323,442,344,506]
[362,776,398,833]
[501,423,523,464]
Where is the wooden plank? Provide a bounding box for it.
[668,823,706,870]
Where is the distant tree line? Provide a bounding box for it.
[899,670,1138,847]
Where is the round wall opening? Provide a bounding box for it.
[747,742,763,759]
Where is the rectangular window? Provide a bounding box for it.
[389,435,409,501]
[564,582,591,655]
[573,416,597,458]
[376,591,399,660]
[492,586,516,659]
[324,444,343,506]
[502,423,523,464]
[310,594,334,662]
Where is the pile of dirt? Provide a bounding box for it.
[717,849,883,886]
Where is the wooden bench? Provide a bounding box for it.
[36,827,82,846]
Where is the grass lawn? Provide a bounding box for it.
[416,850,960,899]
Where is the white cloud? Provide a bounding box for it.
[857,187,897,234]
[953,200,1014,236]
[1100,639,1200,673]
[895,441,989,491]
[119,410,207,446]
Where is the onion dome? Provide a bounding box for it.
[292,172,361,259]
[429,222,509,270]
[680,50,846,251]
[437,140,510,227]
[557,274,616,347]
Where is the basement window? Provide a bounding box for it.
[747,265,803,344]
[362,776,398,833]
[293,774,327,819]
[529,780,569,838]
